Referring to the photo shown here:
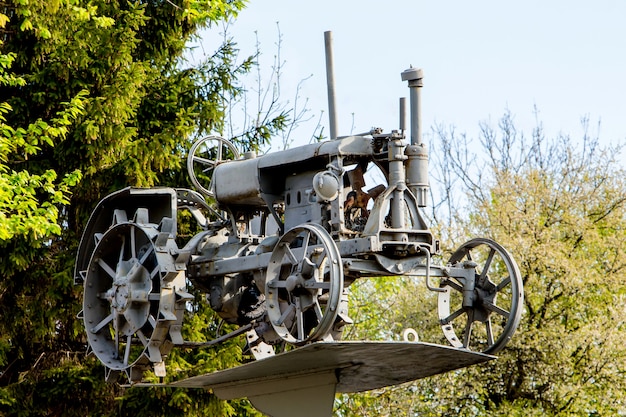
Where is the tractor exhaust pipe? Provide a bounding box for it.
[401,67,424,146]
[324,31,339,140]
[402,67,428,207]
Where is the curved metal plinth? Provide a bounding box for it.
[170,341,495,417]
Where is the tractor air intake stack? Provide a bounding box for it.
[402,67,429,207]
[325,31,339,140]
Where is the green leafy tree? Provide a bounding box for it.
[438,116,626,416]
[336,113,626,416]
[0,1,276,415]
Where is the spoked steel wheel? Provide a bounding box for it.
[265,224,343,346]
[438,238,524,354]
[82,208,186,381]
[186,135,239,197]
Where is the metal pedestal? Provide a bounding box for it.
[170,341,495,417]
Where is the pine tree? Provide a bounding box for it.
[0,1,267,414]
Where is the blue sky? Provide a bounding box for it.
[197,0,625,160]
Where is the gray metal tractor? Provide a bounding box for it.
[75,67,524,384]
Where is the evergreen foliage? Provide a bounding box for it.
[0,1,265,414]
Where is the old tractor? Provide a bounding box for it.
[74,66,524,390]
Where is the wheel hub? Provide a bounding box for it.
[472,277,496,323]
[104,258,151,334]
[285,274,302,292]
